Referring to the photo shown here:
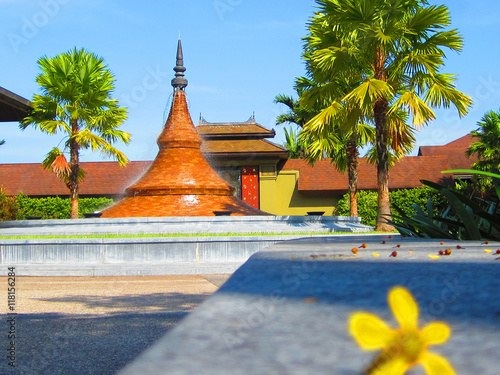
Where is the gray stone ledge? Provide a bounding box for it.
[119,236,500,374]
[0,215,372,236]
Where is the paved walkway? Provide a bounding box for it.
[0,275,231,375]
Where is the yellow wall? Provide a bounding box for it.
[260,167,338,216]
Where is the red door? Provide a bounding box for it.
[241,166,259,209]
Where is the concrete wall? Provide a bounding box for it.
[0,216,372,276]
[0,235,283,276]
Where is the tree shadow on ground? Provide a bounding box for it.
[6,312,185,375]
[1,291,214,375]
[33,291,212,314]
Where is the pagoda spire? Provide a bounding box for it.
[171,38,188,90]
[100,40,268,218]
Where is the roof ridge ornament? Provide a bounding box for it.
[171,38,188,90]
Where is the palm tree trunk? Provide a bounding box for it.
[346,132,359,217]
[374,98,394,232]
[69,122,80,219]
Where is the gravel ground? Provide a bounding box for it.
[0,275,230,375]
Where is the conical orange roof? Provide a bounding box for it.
[101,40,268,217]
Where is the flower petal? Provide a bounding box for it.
[369,355,408,375]
[420,351,456,375]
[388,287,419,329]
[421,322,451,345]
[349,312,393,350]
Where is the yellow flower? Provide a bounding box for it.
[349,287,455,375]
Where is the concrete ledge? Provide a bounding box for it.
[0,215,371,236]
[118,236,500,374]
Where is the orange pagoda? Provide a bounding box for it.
[101,40,268,217]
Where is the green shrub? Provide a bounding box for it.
[337,187,448,226]
[337,190,378,226]
[0,189,18,221]
[16,194,114,220]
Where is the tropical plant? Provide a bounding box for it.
[274,90,313,128]
[301,0,473,231]
[275,89,316,159]
[466,110,500,194]
[390,170,500,240]
[20,48,130,218]
[282,127,308,159]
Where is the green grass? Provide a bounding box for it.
[0,231,393,240]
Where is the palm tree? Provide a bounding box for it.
[20,48,130,219]
[467,110,500,172]
[300,104,375,217]
[274,89,313,129]
[282,127,308,159]
[274,89,315,158]
[302,0,472,231]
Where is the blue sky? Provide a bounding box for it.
[1,0,500,164]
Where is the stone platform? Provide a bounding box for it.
[118,235,500,374]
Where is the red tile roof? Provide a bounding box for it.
[0,132,478,199]
[0,161,150,197]
[283,133,477,194]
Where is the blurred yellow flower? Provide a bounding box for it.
[349,287,455,375]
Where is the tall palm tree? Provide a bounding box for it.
[303,0,472,231]
[21,48,130,219]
